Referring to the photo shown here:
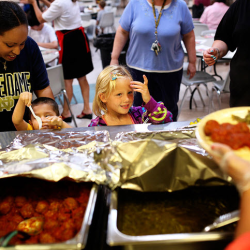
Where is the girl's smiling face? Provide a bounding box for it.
[0,24,28,61]
[100,77,134,116]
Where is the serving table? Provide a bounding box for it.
[0,121,235,250]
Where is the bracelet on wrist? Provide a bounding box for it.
[214,48,221,60]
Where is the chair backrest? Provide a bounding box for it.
[104,5,112,11]
[200,29,216,37]
[222,71,230,92]
[85,19,96,41]
[111,7,117,17]
[214,70,230,92]
[193,23,209,37]
[46,64,64,97]
[99,11,114,28]
[80,13,91,21]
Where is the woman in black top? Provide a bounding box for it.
[0,1,53,132]
[203,0,250,107]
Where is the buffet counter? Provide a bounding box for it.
[0,121,238,250]
[0,121,191,149]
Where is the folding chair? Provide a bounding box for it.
[193,23,209,37]
[177,70,217,120]
[85,19,96,41]
[208,71,230,113]
[98,11,116,34]
[47,65,78,127]
[80,13,91,22]
[200,30,216,38]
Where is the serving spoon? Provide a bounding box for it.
[203,210,240,232]
[29,106,42,130]
[0,217,44,247]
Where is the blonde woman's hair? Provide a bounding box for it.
[92,65,133,116]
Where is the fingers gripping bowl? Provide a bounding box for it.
[195,107,250,161]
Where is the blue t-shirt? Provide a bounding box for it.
[119,0,194,72]
[0,36,49,132]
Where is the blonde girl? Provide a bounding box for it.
[88,65,173,126]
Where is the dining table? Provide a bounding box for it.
[182,34,236,79]
[40,48,59,65]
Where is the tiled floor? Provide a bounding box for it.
[62,7,231,128]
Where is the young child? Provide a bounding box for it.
[12,92,72,131]
[96,0,106,35]
[88,65,173,126]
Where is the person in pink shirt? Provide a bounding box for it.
[200,0,229,30]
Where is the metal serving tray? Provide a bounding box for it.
[107,190,235,250]
[0,183,98,250]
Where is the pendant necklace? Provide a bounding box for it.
[0,60,7,71]
[151,0,167,56]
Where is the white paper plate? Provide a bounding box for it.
[195,107,250,161]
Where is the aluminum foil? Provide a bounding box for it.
[115,129,207,156]
[0,131,122,187]
[111,138,230,192]
[0,129,231,191]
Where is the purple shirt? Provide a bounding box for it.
[88,97,173,127]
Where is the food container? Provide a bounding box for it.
[107,186,240,250]
[0,177,98,250]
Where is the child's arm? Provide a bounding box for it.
[44,116,72,129]
[130,76,173,124]
[12,92,32,131]
[142,98,173,124]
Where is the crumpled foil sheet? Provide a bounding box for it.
[5,131,110,150]
[0,131,123,188]
[105,137,230,192]
[0,129,231,191]
[115,129,207,156]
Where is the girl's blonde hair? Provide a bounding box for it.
[93,65,133,116]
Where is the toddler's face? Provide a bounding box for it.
[103,77,134,115]
[29,103,57,130]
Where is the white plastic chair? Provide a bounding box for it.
[111,7,117,17]
[80,13,91,21]
[46,65,78,127]
[98,11,116,34]
[208,71,230,113]
[111,0,121,7]
[200,29,216,37]
[85,19,96,41]
[177,70,217,120]
[104,6,112,11]
[193,23,209,37]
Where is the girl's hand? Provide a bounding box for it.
[19,92,32,107]
[130,75,151,104]
[203,48,218,66]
